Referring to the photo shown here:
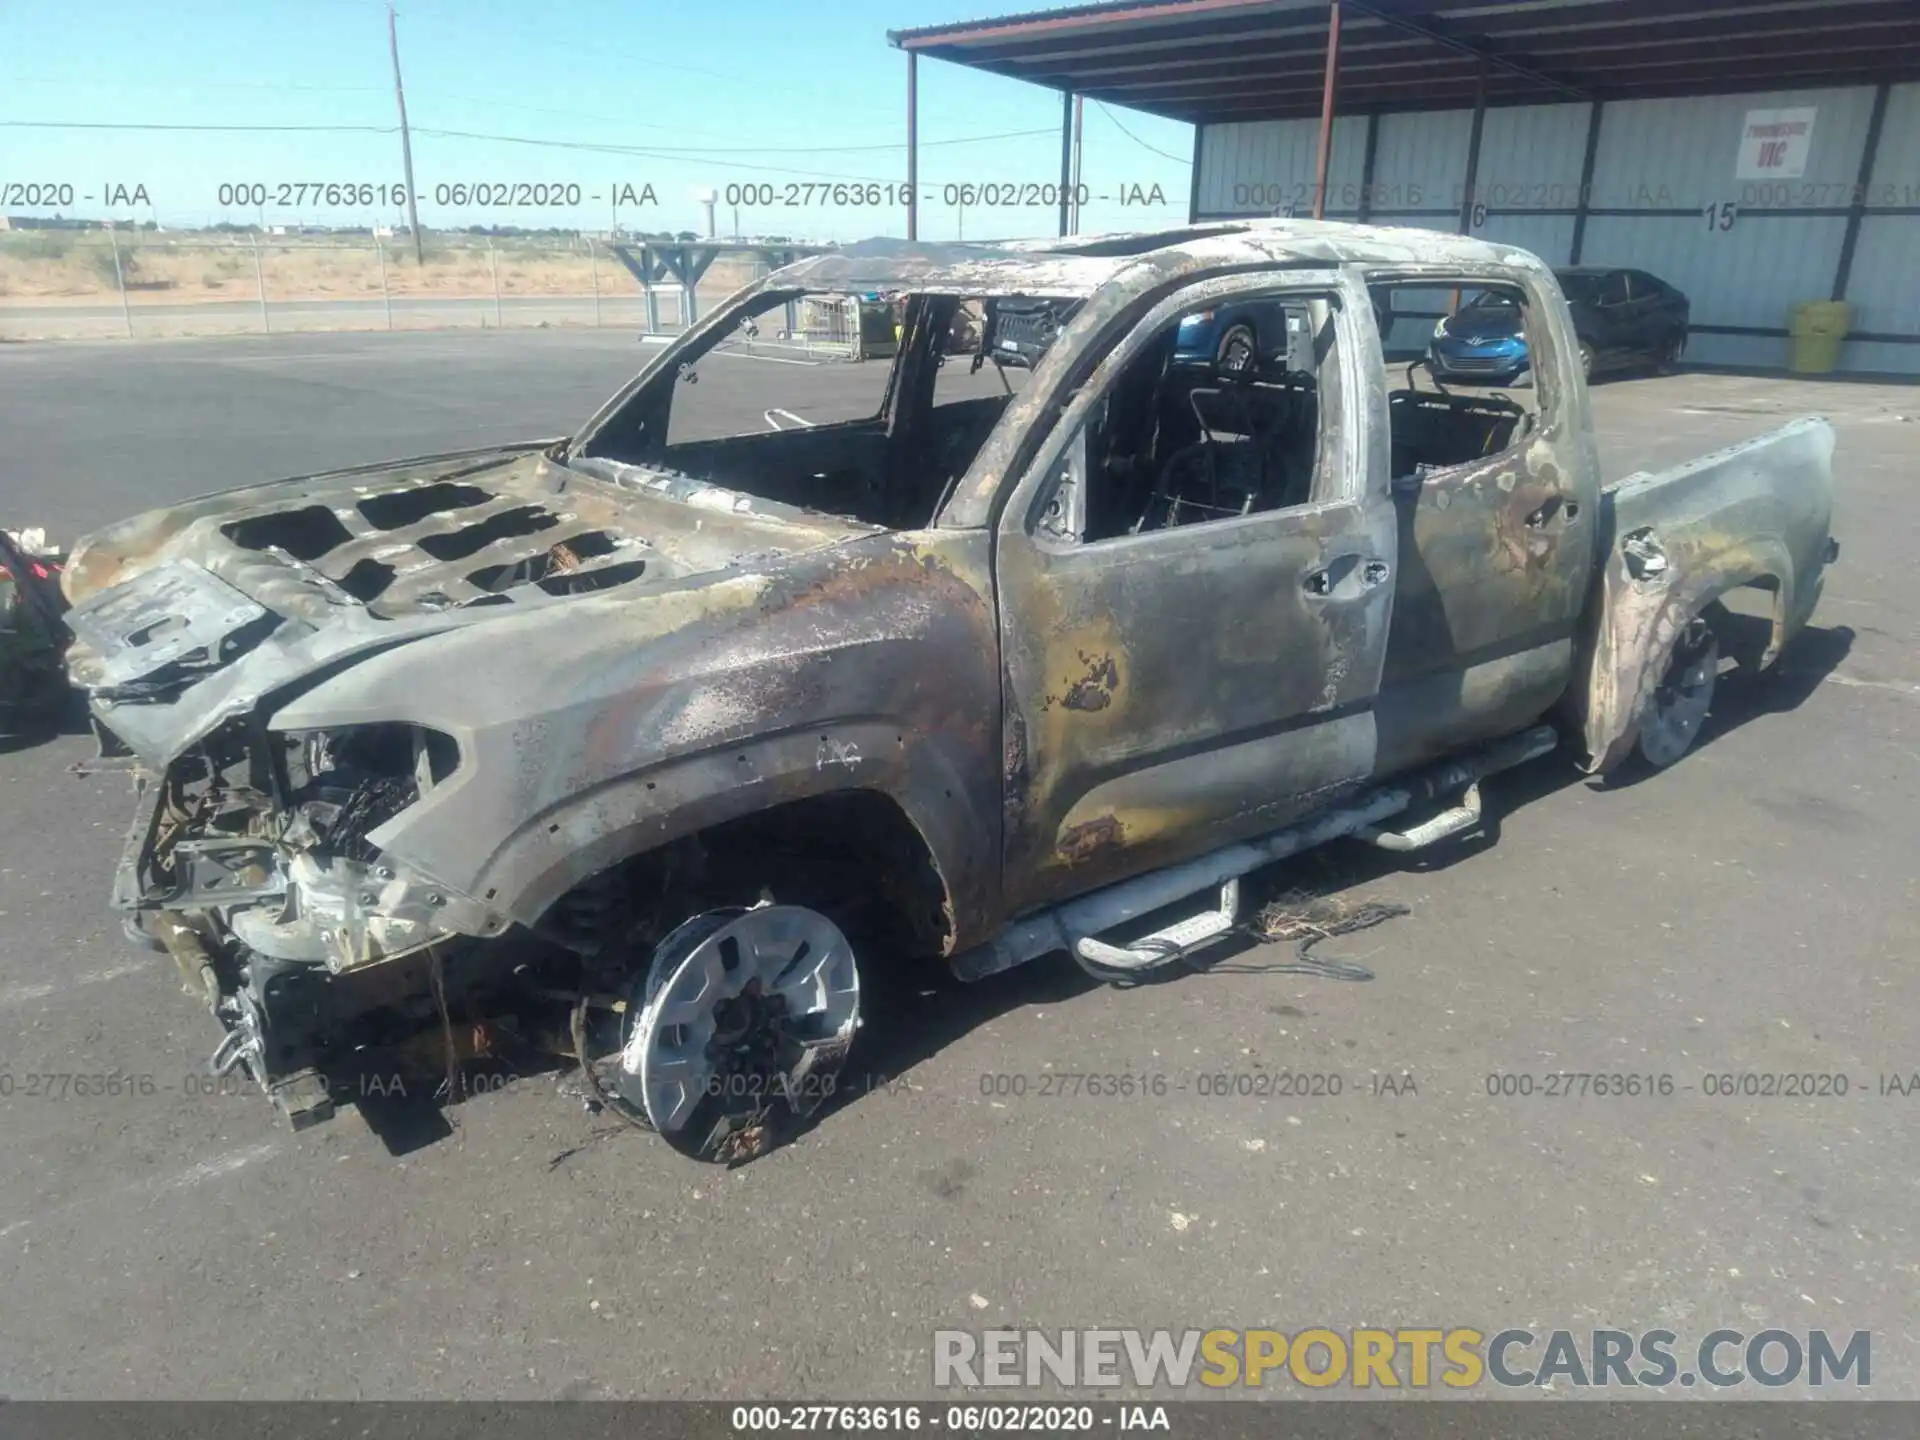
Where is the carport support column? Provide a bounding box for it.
[1356,111,1379,222]
[1059,89,1075,238]
[1311,1,1342,220]
[1569,99,1604,265]
[1457,60,1488,235]
[906,51,919,242]
[1833,81,1891,302]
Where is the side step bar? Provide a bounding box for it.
[1357,781,1483,852]
[951,725,1558,982]
[1075,877,1242,973]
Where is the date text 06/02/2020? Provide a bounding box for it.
[726,1404,1146,1432]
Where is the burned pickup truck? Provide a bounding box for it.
[60,222,1837,1160]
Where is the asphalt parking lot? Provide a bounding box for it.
[0,329,1916,1400]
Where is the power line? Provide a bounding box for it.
[0,77,389,93]
[0,115,1054,156]
[1093,100,1191,165]
[0,121,397,135]
[440,127,1058,156]
[0,116,1077,191]
[407,126,904,184]
[0,120,397,133]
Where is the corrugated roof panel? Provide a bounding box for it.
[894,1,1920,126]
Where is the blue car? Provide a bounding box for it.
[1428,292,1531,383]
[1174,300,1304,375]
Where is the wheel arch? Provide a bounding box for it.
[1573,528,1797,773]
[494,726,985,960]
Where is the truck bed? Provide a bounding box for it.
[1576,415,1837,769]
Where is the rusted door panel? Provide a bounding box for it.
[1368,254,1602,780]
[1373,428,1594,775]
[992,277,1395,913]
[997,496,1396,911]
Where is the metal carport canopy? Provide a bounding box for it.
[886,0,1920,124]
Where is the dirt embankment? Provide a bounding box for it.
[0,234,767,305]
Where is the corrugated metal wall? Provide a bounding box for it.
[1195,82,1920,375]
[1848,81,1920,376]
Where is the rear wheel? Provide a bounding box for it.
[1578,339,1597,382]
[1216,324,1256,375]
[1635,613,1719,770]
[1654,330,1686,374]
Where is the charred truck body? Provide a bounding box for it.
[62,222,1837,1161]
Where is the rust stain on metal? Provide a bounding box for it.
[1057,814,1125,867]
[1061,651,1120,712]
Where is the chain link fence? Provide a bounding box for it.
[0,232,851,348]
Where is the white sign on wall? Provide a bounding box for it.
[1736,107,1818,180]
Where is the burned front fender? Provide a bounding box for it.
[266,529,1005,950]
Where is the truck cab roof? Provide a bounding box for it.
[777,220,1556,298]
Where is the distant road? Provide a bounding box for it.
[0,293,657,339]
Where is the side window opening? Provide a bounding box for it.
[1373,276,1541,485]
[1045,292,1339,545]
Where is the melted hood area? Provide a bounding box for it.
[64,445,863,621]
[60,444,872,757]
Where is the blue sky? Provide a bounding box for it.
[0,0,1195,240]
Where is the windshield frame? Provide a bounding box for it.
[562,277,1096,532]
[568,278,1088,462]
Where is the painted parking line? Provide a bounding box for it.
[1824,672,1920,700]
[0,958,153,1011]
[0,1139,283,1241]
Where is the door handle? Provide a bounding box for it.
[1525,496,1580,529]
[1303,556,1391,599]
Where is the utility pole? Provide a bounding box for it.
[388,4,424,264]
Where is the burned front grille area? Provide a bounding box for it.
[219,477,651,617]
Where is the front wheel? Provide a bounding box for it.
[1654,330,1686,374]
[1578,339,1597,382]
[614,903,862,1163]
[1635,613,1720,770]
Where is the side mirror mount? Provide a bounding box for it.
[1038,428,1089,544]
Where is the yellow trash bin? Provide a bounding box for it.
[1787,300,1850,374]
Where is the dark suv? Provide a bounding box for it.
[1430,266,1690,383]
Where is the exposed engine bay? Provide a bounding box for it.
[62,447,924,1156]
[112,720,878,1160]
